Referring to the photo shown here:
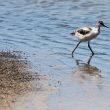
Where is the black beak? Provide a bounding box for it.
[103,24,109,28]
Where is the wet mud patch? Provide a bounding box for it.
[0,51,43,109]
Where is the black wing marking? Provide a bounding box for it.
[77,28,92,35]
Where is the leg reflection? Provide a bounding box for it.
[72,55,102,78]
[73,54,94,66]
[87,54,94,65]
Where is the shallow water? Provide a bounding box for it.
[0,0,110,110]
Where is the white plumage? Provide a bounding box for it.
[71,21,108,57]
[74,27,99,41]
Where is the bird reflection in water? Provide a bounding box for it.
[75,54,93,65]
[72,55,102,83]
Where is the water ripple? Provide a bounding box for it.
[0,0,110,110]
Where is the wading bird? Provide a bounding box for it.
[71,21,108,57]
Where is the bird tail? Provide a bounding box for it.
[70,32,75,35]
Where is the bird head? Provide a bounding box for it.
[97,21,109,28]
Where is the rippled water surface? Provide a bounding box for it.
[0,0,110,110]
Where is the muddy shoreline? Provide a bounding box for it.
[0,51,41,109]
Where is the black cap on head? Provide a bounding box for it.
[98,21,109,28]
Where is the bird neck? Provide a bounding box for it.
[96,25,101,33]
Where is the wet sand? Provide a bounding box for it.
[0,51,56,110]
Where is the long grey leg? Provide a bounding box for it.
[88,41,94,55]
[72,41,81,57]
